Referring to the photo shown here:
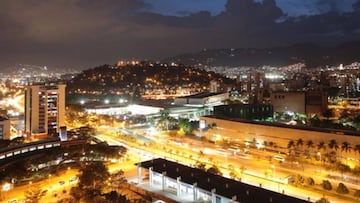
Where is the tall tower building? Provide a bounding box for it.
[209,80,220,93]
[25,83,66,136]
[0,116,10,140]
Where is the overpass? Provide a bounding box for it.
[0,138,87,167]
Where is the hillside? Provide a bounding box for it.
[66,62,235,94]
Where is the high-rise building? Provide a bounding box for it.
[0,116,10,140]
[25,83,66,137]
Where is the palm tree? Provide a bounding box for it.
[287,140,296,153]
[341,141,352,153]
[317,141,326,162]
[305,140,314,159]
[328,139,339,152]
[306,140,314,149]
[159,109,171,130]
[296,138,304,153]
[328,139,339,162]
[317,141,326,151]
[354,144,360,161]
[296,138,304,148]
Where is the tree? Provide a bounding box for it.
[207,165,222,175]
[57,198,77,203]
[229,170,240,180]
[309,114,321,127]
[104,191,131,203]
[159,109,171,130]
[322,109,334,120]
[337,162,350,177]
[353,113,360,123]
[354,144,360,160]
[336,183,349,194]
[178,118,192,135]
[327,139,339,162]
[304,140,314,159]
[296,138,304,151]
[306,177,315,186]
[322,180,332,190]
[317,141,326,151]
[109,170,127,191]
[315,197,330,203]
[24,188,47,203]
[287,140,296,153]
[341,141,352,153]
[78,162,110,190]
[328,139,339,152]
[306,140,314,149]
[354,189,360,199]
[195,161,206,170]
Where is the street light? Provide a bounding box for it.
[2,183,11,200]
[271,165,276,179]
[271,165,280,192]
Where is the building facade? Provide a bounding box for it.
[214,104,273,120]
[201,116,360,167]
[0,116,10,140]
[25,83,66,136]
[270,91,328,115]
[174,92,229,107]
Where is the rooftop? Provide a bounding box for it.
[177,91,227,99]
[137,158,309,203]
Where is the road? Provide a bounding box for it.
[99,128,359,203]
[3,127,359,203]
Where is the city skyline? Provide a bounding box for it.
[1,0,360,70]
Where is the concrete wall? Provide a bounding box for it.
[201,116,360,165]
[270,92,305,114]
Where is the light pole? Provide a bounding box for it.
[271,165,280,192]
[271,165,276,180]
[2,183,11,201]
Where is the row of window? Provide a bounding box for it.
[274,95,285,99]
[0,142,61,160]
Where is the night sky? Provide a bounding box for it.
[1,0,360,70]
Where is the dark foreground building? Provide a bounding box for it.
[214,104,273,120]
[136,158,309,203]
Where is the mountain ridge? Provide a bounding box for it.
[163,41,360,67]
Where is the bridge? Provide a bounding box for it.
[0,138,87,167]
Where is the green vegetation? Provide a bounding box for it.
[24,188,47,203]
[315,197,331,203]
[336,183,349,194]
[305,177,315,186]
[322,180,332,191]
[67,63,235,98]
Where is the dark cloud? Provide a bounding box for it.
[0,0,359,70]
[354,0,360,10]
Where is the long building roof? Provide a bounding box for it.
[177,91,226,99]
[137,158,309,203]
[203,115,360,137]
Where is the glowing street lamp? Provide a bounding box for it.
[2,183,10,192]
[2,183,11,200]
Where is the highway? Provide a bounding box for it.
[98,127,359,203]
[2,126,359,203]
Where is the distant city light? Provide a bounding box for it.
[265,73,283,80]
